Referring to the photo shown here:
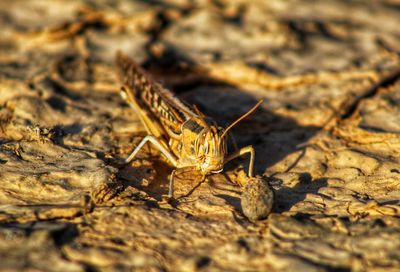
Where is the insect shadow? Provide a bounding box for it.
[0,221,79,247]
[178,86,325,212]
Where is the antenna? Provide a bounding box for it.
[220,100,263,139]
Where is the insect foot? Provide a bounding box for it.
[241,175,274,221]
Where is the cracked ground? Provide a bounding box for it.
[1,0,400,271]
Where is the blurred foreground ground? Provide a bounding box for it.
[1,0,400,271]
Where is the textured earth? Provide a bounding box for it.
[1,0,400,271]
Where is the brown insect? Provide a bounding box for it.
[116,52,262,198]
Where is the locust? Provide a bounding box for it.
[116,52,262,199]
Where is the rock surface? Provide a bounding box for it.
[241,176,274,221]
[1,0,400,271]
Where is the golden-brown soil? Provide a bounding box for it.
[1,1,400,271]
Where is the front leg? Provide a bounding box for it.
[166,166,199,199]
[126,135,181,201]
[125,135,178,167]
[167,169,176,198]
[225,145,255,177]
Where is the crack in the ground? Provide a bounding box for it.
[340,67,400,120]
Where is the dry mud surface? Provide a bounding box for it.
[1,1,400,271]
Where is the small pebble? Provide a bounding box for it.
[241,176,274,221]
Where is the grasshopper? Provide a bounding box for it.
[116,52,262,198]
